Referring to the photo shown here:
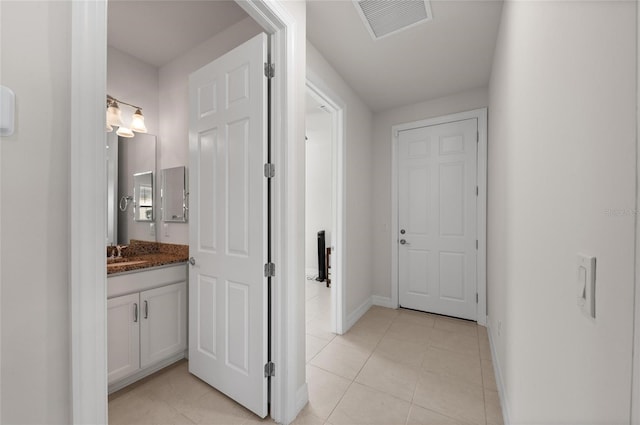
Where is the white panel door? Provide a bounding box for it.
[188,33,268,418]
[107,293,140,384]
[398,119,478,320]
[140,282,187,368]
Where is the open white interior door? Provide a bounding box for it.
[188,33,269,418]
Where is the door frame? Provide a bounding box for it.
[69,1,300,424]
[305,77,346,334]
[390,108,487,326]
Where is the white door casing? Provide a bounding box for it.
[188,33,269,418]
[398,119,478,321]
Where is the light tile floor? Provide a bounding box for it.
[109,280,503,425]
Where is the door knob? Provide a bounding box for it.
[400,239,408,245]
[189,257,196,266]
[400,229,406,234]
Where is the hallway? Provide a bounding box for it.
[302,283,502,425]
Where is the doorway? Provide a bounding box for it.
[70,1,300,423]
[391,109,488,325]
[304,80,345,338]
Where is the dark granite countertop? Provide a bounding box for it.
[107,240,189,275]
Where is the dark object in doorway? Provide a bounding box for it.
[316,230,326,282]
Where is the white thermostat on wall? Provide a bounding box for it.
[0,85,16,137]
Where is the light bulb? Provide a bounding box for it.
[116,126,134,138]
[130,109,147,133]
[106,102,123,127]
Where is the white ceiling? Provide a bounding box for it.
[108,0,248,67]
[307,0,503,112]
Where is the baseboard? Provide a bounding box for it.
[371,295,395,309]
[346,296,372,331]
[108,350,186,394]
[487,320,511,425]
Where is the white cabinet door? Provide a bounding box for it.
[107,293,140,384]
[140,282,187,368]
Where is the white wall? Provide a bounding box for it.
[0,1,72,422]
[370,88,489,301]
[487,1,636,423]
[307,42,374,319]
[157,16,262,245]
[305,110,333,275]
[107,47,160,244]
[107,47,159,135]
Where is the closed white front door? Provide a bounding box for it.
[398,119,478,321]
[188,33,269,418]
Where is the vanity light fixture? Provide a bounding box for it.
[106,94,148,135]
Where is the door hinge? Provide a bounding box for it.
[264,361,275,377]
[264,262,276,277]
[264,63,274,79]
[476,186,478,196]
[264,163,275,178]
[476,293,479,303]
[476,240,478,250]
[477,131,479,143]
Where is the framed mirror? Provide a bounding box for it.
[134,171,154,222]
[161,166,188,223]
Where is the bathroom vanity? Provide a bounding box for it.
[106,242,188,393]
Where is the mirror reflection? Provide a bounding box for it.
[134,171,154,222]
[161,166,188,223]
[106,131,157,245]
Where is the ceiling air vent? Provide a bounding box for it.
[353,0,433,40]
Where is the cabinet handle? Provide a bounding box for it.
[144,300,149,319]
[134,303,138,323]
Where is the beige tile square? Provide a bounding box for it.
[307,317,336,342]
[406,404,470,425]
[478,332,492,361]
[485,390,504,425]
[429,328,479,357]
[355,354,420,402]
[374,334,428,368]
[422,346,482,387]
[305,365,352,420]
[413,371,485,425]
[327,382,410,425]
[174,389,252,424]
[396,309,437,327]
[365,305,400,321]
[307,334,331,363]
[481,358,497,391]
[350,314,394,336]
[433,317,478,338]
[310,339,371,380]
[333,326,383,352]
[385,320,433,343]
[109,388,192,425]
[241,414,277,425]
[291,410,326,425]
[140,363,212,406]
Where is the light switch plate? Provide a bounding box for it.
[577,254,596,318]
[0,85,15,137]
